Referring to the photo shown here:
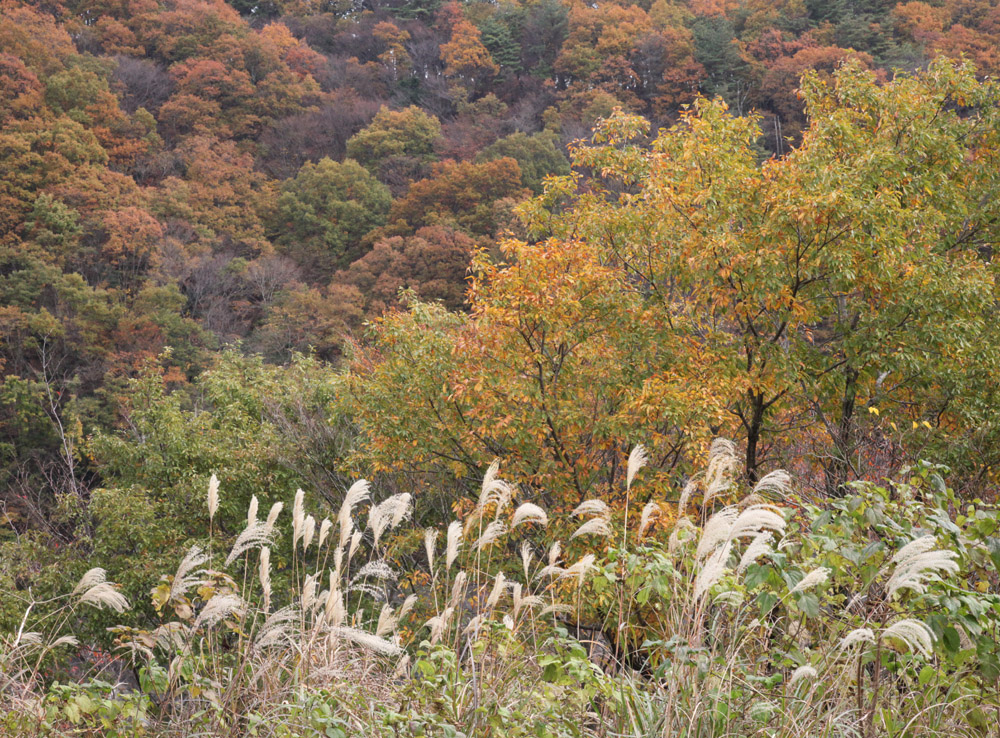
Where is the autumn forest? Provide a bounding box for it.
[3,0,1000,735]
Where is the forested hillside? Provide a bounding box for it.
[3,0,1000,736]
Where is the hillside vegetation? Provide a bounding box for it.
[3,0,1000,735]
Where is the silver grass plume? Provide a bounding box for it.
[570,517,612,539]
[376,604,396,637]
[78,583,130,613]
[353,560,398,583]
[348,530,363,561]
[446,521,462,571]
[838,627,876,652]
[292,488,305,550]
[694,542,732,602]
[259,547,272,611]
[560,554,597,588]
[537,541,564,578]
[882,619,935,658]
[302,514,316,552]
[677,479,697,516]
[171,545,208,601]
[790,567,830,593]
[788,665,818,687]
[512,502,548,528]
[572,499,610,519]
[638,501,662,538]
[73,567,108,596]
[696,507,738,560]
[318,518,332,549]
[540,603,575,617]
[424,528,438,570]
[397,594,418,623]
[207,474,220,522]
[668,518,697,553]
[475,520,506,550]
[450,571,468,609]
[885,536,959,598]
[325,584,345,627]
[195,593,244,630]
[338,479,370,547]
[462,615,484,636]
[426,607,454,644]
[254,606,298,650]
[264,502,283,534]
[486,571,507,609]
[521,541,534,581]
[301,573,319,612]
[329,626,403,656]
[247,495,258,528]
[753,470,793,499]
[511,582,544,617]
[737,533,773,573]
[225,521,275,567]
[727,505,786,542]
[627,444,648,491]
[703,438,739,505]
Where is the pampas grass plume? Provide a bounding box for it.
[247,495,258,527]
[627,444,648,491]
[512,502,548,528]
[207,474,220,521]
[446,521,462,571]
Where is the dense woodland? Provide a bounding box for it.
[4,0,1000,735]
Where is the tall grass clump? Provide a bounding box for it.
[2,441,999,737]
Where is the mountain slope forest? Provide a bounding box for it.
[4,0,1000,736]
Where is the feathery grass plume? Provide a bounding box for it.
[334,546,344,580]
[703,438,739,505]
[638,501,662,538]
[669,518,697,553]
[677,479,697,516]
[325,585,345,627]
[450,571,468,609]
[354,560,398,583]
[151,622,188,652]
[885,537,959,598]
[349,531,362,561]
[318,518,332,549]
[511,582,544,617]
[462,614,484,635]
[570,517,612,539]
[259,547,272,611]
[264,502,283,533]
[424,528,438,570]
[426,607,454,644]
[397,594,418,623]
[627,444,648,491]
[727,505,786,541]
[247,495,258,527]
[470,461,513,531]
[696,507,738,560]
[79,583,131,613]
[292,488,305,549]
[73,568,108,596]
[694,542,732,601]
[225,521,275,567]
[540,603,575,617]
[548,540,562,567]
[170,545,208,601]
[48,635,79,650]
[194,593,244,630]
[788,665,818,687]
[301,573,319,611]
[475,520,506,550]
[560,553,597,588]
[389,493,412,528]
[376,604,397,637]
[369,495,409,547]
[254,605,298,650]
[338,479,370,546]
[329,626,403,656]
[446,521,462,571]
[521,540,533,581]
[512,502,548,528]
[503,613,515,630]
[882,619,935,658]
[838,627,876,652]
[302,514,316,552]
[737,533,774,573]
[790,567,830,593]
[572,499,610,519]
[486,571,507,609]
[753,470,793,499]
[207,473,220,521]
